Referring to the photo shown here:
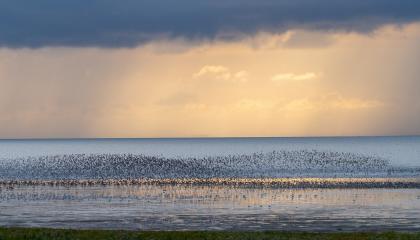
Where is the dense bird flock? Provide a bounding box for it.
[0,150,420,188]
[1,150,418,181]
[2,178,420,189]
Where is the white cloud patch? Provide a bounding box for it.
[271,72,319,82]
[194,65,248,82]
[233,71,249,82]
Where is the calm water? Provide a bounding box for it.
[1,185,420,231]
[0,136,419,231]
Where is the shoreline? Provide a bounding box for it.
[1,227,420,240]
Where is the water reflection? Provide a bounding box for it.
[1,184,419,231]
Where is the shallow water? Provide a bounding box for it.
[1,185,420,231]
[0,137,419,231]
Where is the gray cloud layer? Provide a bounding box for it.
[1,0,420,48]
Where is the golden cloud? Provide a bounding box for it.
[1,22,419,137]
[193,65,248,82]
[271,72,319,82]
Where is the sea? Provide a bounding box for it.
[0,136,419,231]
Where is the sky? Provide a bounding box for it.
[1,0,420,138]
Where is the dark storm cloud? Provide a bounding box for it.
[1,0,420,48]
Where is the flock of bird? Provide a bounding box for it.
[1,150,418,185]
[1,177,420,189]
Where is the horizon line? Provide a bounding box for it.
[1,134,419,141]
